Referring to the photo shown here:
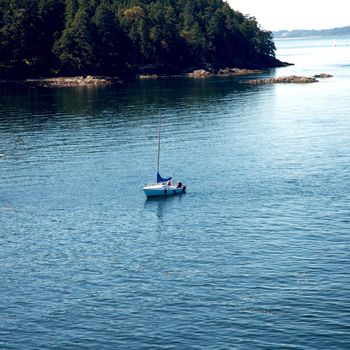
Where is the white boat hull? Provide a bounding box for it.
[143,184,186,197]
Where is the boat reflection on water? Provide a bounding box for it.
[144,193,186,223]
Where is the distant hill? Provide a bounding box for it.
[273,25,350,38]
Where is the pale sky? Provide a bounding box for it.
[227,0,350,31]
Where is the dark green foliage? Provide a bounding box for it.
[0,0,64,77]
[0,0,278,78]
[54,4,97,74]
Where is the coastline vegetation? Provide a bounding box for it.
[0,0,281,80]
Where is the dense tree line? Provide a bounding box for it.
[0,0,278,78]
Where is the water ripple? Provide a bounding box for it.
[1,40,350,349]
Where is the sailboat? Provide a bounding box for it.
[143,115,186,197]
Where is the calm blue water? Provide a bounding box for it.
[1,37,350,349]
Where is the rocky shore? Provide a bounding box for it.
[2,69,265,85]
[245,73,333,85]
[1,70,333,87]
[187,68,265,78]
[139,67,267,79]
[24,75,120,87]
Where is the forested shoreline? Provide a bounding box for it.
[0,0,281,79]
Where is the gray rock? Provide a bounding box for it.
[246,75,318,84]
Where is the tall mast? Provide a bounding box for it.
[157,114,161,175]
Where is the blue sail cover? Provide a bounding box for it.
[157,172,172,183]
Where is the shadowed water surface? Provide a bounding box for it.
[0,37,350,349]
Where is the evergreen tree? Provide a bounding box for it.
[54,3,96,74]
[92,0,132,76]
[37,0,65,74]
[0,0,280,78]
[0,1,41,76]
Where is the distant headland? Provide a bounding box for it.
[273,25,350,39]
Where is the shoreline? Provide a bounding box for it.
[0,66,293,88]
[245,73,333,85]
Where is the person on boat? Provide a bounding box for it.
[175,181,182,188]
[167,180,172,186]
